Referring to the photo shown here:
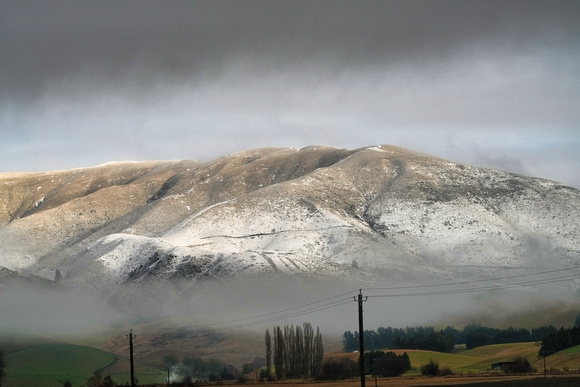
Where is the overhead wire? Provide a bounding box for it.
[183,267,579,331]
[188,290,357,331]
[364,266,580,291]
[367,273,578,299]
[215,298,355,331]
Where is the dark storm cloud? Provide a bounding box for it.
[2,0,576,98]
[1,1,579,187]
[3,0,578,98]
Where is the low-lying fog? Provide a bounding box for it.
[1,274,578,341]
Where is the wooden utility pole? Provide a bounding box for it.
[355,289,367,387]
[544,355,546,378]
[128,329,136,386]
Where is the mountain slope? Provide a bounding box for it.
[1,145,578,289]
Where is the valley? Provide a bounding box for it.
[1,145,579,386]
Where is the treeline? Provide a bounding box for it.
[343,326,455,353]
[539,326,580,357]
[265,323,324,380]
[461,324,556,349]
[343,324,558,352]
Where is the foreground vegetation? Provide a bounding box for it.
[3,340,580,386]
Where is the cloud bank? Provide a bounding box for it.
[1,1,579,187]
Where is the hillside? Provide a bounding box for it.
[1,144,578,290]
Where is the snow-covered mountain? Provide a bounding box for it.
[1,145,579,289]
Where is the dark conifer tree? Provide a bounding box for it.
[0,352,5,387]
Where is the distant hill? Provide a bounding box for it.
[2,144,578,290]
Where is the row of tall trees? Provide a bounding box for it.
[265,323,323,379]
[344,324,559,352]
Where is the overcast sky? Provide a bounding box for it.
[1,0,579,188]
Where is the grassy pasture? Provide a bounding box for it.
[4,342,166,386]
[458,342,540,371]
[5,343,115,387]
[393,342,543,375]
[99,355,167,385]
[4,340,580,386]
[558,345,580,355]
[330,342,578,376]
[534,344,580,373]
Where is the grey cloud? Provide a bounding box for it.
[2,1,579,99]
[1,1,579,188]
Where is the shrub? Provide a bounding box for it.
[502,356,535,374]
[420,360,439,377]
[367,351,411,377]
[320,357,358,380]
[439,366,454,376]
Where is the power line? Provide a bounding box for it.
[187,291,356,331]
[217,299,354,331]
[364,266,580,291]
[367,273,578,299]
[176,266,579,332]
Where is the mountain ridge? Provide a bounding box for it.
[1,144,578,290]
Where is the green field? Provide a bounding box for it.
[391,342,580,376]
[4,340,580,386]
[537,345,580,373]
[4,343,165,387]
[5,343,115,387]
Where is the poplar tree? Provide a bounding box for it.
[303,323,314,376]
[265,329,272,378]
[313,326,324,377]
[268,324,323,379]
[273,326,286,379]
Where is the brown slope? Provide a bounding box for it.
[0,146,356,273]
[1,144,578,287]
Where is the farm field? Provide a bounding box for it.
[331,342,580,377]
[332,342,549,376]
[4,343,115,387]
[3,341,580,386]
[3,343,165,387]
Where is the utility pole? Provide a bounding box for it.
[354,289,367,387]
[128,329,136,386]
[543,355,546,378]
